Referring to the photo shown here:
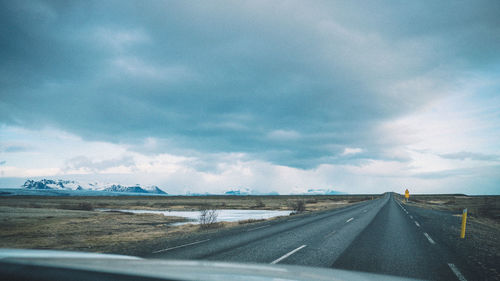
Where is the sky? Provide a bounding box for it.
[1,0,499,195]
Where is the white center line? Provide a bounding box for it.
[409,215,413,219]
[246,225,270,231]
[270,245,307,264]
[415,221,421,227]
[363,209,367,213]
[346,217,354,223]
[152,239,210,253]
[448,263,468,281]
[423,232,436,244]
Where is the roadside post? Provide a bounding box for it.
[405,189,409,203]
[460,208,467,239]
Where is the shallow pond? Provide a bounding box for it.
[102,209,292,225]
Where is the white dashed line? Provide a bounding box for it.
[152,239,211,253]
[346,217,354,223]
[448,263,467,281]
[415,221,420,227]
[247,225,270,231]
[271,245,307,264]
[423,232,436,244]
[409,215,413,219]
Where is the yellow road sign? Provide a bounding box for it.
[405,189,409,199]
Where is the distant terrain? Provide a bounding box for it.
[20,179,167,194]
[3,179,344,196]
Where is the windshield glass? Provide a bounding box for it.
[1,1,499,281]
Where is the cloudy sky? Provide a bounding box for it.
[1,1,499,194]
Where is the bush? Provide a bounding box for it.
[199,207,218,229]
[289,200,306,214]
[78,202,94,211]
[254,199,265,208]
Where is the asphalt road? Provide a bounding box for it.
[150,194,475,281]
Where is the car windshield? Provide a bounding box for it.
[0,1,499,281]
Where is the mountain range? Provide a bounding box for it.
[20,180,342,196]
[22,179,167,194]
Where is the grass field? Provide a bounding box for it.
[395,193,500,221]
[0,195,378,254]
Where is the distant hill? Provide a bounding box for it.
[302,189,345,195]
[22,179,167,195]
[224,188,280,196]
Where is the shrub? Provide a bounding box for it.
[199,207,218,229]
[254,199,265,208]
[78,202,94,211]
[289,199,306,214]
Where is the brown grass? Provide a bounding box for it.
[395,193,500,221]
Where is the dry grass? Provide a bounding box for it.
[396,193,500,222]
[0,206,186,253]
[0,194,379,211]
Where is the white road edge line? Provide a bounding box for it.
[270,245,307,264]
[423,232,436,244]
[415,221,420,227]
[247,225,270,231]
[346,217,354,223]
[152,239,211,253]
[448,263,468,281]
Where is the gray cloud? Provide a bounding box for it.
[439,151,500,162]
[1,1,499,168]
[414,165,500,180]
[0,145,31,153]
[64,155,136,173]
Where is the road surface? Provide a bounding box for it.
[149,194,477,280]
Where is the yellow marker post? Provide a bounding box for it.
[405,189,409,203]
[460,208,467,239]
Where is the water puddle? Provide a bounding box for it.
[100,209,292,225]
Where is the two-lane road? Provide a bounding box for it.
[150,195,388,266]
[333,195,471,280]
[149,194,474,280]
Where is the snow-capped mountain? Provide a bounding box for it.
[22,179,167,194]
[302,188,343,195]
[224,188,252,195]
[224,188,279,196]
